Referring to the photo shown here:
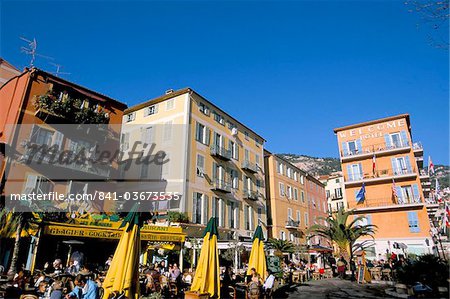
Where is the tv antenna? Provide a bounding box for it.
[20,36,53,67]
[49,62,71,77]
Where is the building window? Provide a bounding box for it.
[279,183,285,196]
[195,122,210,145]
[163,121,172,141]
[229,141,239,160]
[255,154,260,166]
[230,169,239,189]
[304,212,309,226]
[347,163,363,181]
[213,111,225,125]
[23,174,53,194]
[335,188,342,198]
[142,126,153,145]
[125,112,135,122]
[199,102,210,115]
[228,201,239,229]
[296,210,301,224]
[244,131,249,141]
[278,162,284,174]
[255,138,261,148]
[407,211,420,232]
[144,105,158,116]
[196,154,205,177]
[162,153,170,176]
[193,192,208,224]
[280,231,286,240]
[301,191,305,203]
[385,131,408,148]
[120,132,130,151]
[287,186,293,199]
[294,188,298,201]
[287,208,292,220]
[300,175,304,184]
[166,99,174,110]
[33,127,54,146]
[294,171,298,181]
[391,156,412,175]
[257,207,262,223]
[343,139,362,156]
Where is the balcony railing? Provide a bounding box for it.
[210,145,231,160]
[413,142,423,151]
[346,167,416,183]
[354,196,422,209]
[243,189,259,201]
[286,219,300,229]
[327,193,343,200]
[341,140,410,158]
[241,160,258,173]
[21,144,111,177]
[210,179,232,193]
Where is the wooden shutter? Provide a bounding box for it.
[391,158,397,175]
[405,156,412,173]
[400,130,408,146]
[356,139,362,153]
[384,134,392,148]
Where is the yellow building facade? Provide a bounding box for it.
[334,114,432,258]
[123,88,267,239]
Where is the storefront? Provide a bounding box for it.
[30,219,186,272]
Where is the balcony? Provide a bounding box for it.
[327,194,343,201]
[419,169,430,180]
[340,141,410,162]
[210,145,231,161]
[241,160,258,173]
[344,167,417,186]
[20,143,111,178]
[353,196,423,212]
[210,179,232,193]
[243,189,259,201]
[412,142,423,155]
[285,219,300,229]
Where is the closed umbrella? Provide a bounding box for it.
[102,205,149,299]
[246,225,267,281]
[190,217,220,298]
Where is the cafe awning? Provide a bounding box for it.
[43,221,186,242]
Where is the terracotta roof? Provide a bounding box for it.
[0,58,20,72]
[333,114,411,133]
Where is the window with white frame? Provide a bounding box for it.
[166,99,174,110]
[294,188,298,200]
[192,192,208,224]
[294,171,298,181]
[163,121,172,141]
[255,154,260,166]
[300,175,304,184]
[280,231,286,240]
[121,132,130,151]
[301,190,305,203]
[279,183,285,196]
[195,122,210,145]
[287,185,293,199]
[290,233,294,242]
[278,162,284,174]
[213,111,225,125]
[125,112,135,122]
[23,174,53,194]
[287,208,293,220]
[304,212,309,226]
[244,131,249,140]
[230,169,239,189]
[144,105,158,116]
[199,102,210,115]
[296,210,301,224]
[230,141,239,160]
[196,154,205,177]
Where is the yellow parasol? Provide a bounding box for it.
[246,225,267,281]
[190,217,221,298]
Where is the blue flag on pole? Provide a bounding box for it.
[356,183,366,203]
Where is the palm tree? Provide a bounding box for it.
[267,238,295,258]
[7,212,39,275]
[308,208,376,280]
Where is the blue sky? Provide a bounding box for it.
[1,1,448,164]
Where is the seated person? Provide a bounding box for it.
[262,270,275,295]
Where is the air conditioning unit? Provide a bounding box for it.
[231,127,238,136]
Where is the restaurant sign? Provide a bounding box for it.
[44,224,185,242]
